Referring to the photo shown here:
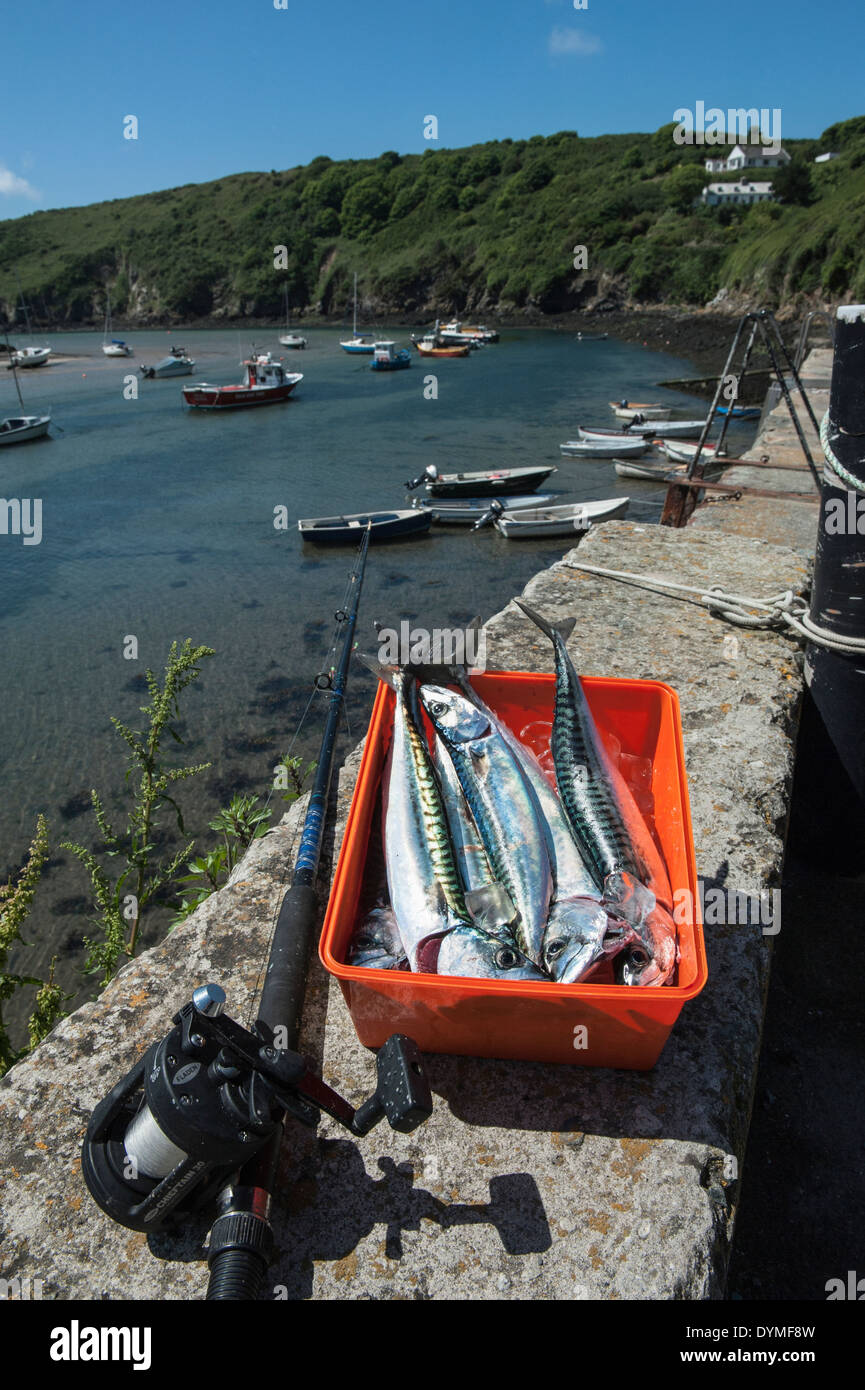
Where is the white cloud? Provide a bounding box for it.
[0,165,40,199]
[549,27,603,56]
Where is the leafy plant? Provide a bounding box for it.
[274,752,317,804]
[171,794,272,925]
[61,640,214,985]
[0,816,69,1077]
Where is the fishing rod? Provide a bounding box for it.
[81,527,433,1299]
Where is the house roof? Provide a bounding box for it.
[729,144,787,159]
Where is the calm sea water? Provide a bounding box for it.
[0,326,756,1013]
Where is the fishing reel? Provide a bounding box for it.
[81,984,433,1234]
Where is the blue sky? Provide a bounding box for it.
[2,0,863,221]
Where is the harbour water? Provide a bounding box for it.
[0,326,756,1011]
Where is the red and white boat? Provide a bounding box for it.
[182,353,303,409]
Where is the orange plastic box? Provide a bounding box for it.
[320,671,707,1070]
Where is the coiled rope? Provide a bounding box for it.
[819,410,865,493]
[561,562,865,655]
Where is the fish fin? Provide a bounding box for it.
[514,599,576,644]
[357,651,400,688]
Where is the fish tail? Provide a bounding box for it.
[514,599,576,644]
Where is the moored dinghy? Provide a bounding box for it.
[613,458,724,482]
[405,464,556,496]
[578,419,708,440]
[560,437,648,459]
[412,494,556,524]
[492,496,629,539]
[298,510,432,544]
[660,439,721,465]
[609,400,671,421]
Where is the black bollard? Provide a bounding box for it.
[806,305,865,801]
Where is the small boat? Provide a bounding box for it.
[575,332,608,341]
[578,419,708,440]
[560,437,648,459]
[341,335,375,354]
[278,288,307,349]
[435,321,481,348]
[613,458,724,482]
[413,337,470,358]
[140,347,196,379]
[609,401,671,421]
[412,494,555,524]
[493,497,630,540]
[714,405,760,419]
[440,319,498,344]
[298,509,431,544]
[102,290,133,356]
[183,353,302,409]
[0,414,51,446]
[661,439,720,465]
[9,272,50,368]
[370,341,412,371]
[406,464,556,497]
[10,346,51,369]
[340,273,375,353]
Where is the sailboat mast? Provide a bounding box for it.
[353,271,358,337]
[5,331,26,412]
[14,267,32,338]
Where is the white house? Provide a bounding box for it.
[702,180,775,207]
[814,151,840,163]
[705,144,790,172]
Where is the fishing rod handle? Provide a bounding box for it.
[257,882,320,1042]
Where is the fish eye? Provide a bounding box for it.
[546,940,565,960]
[495,947,518,969]
[429,701,448,717]
[355,934,373,948]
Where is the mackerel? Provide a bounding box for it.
[382,671,468,967]
[419,684,552,965]
[515,601,677,984]
[514,600,672,906]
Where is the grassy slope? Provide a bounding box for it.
[2,118,864,326]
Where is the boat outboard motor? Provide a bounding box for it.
[472,498,504,531]
[405,464,437,491]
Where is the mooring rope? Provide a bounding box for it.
[560,561,865,655]
[820,410,865,493]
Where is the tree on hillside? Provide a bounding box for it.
[665,164,707,213]
[772,159,814,207]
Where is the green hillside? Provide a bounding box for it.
[2,117,865,327]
